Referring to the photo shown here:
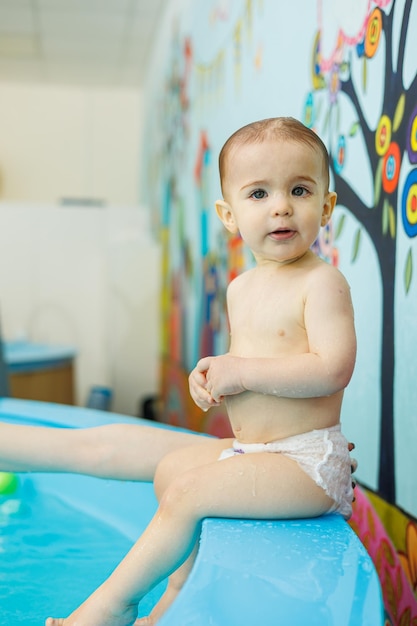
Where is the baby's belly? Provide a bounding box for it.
[225,391,343,443]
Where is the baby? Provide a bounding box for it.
[3,117,357,626]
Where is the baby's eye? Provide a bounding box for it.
[292,186,308,197]
[250,189,267,200]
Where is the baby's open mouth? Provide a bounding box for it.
[270,229,295,240]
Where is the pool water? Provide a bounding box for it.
[0,477,164,625]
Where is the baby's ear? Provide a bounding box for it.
[215,200,239,233]
[321,191,337,227]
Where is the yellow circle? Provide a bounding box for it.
[406,183,417,225]
[375,115,392,156]
[411,117,417,153]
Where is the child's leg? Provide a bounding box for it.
[134,544,199,626]
[135,439,235,624]
[0,421,206,480]
[46,443,334,626]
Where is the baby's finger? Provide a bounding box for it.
[196,356,212,372]
[190,369,207,386]
[198,393,218,411]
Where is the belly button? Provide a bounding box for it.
[278,329,285,337]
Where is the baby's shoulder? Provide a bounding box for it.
[306,258,350,290]
[227,267,254,286]
[303,261,353,315]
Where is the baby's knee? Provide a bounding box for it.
[154,452,179,499]
[154,446,198,500]
[158,471,200,517]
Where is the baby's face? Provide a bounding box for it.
[219,138,334,266]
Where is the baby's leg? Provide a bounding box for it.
[134,544,199,626]
[136,439,234,624]
[0,421,205,480]
[46,445,333,626]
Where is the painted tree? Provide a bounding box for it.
[305,0,417,502]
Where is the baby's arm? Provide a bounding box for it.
[190,268,356,406]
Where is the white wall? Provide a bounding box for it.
[0,203,161,416]
[0,82,141,206]
[0,82,161,416]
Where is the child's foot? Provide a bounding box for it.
[45,585,138,626]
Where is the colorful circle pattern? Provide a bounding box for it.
[333,135,346,174]
[375,115,392,156]
[402,169,417,237]
[382,142,401,194]
[406,104,417,164]
[365,8,382,58]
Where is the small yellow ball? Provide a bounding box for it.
[0,472,19,495]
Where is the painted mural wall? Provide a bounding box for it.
[142,0,417,529]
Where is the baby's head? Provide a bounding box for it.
[219,117,330,200]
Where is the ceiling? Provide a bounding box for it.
[0,0,168,89]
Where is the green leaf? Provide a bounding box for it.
[393,93,405,132]
[362,57,367,92]
[405,248,413,294]
[389,204,396,238]
[349,121,360,137]
[374,158,383,206]
[351,228,362,263]
[334,213,346,240]
[382,198,389,235]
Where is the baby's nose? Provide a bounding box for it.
[271,196,291,216]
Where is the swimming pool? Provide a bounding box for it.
[0,398,384,625]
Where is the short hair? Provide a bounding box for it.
[218,117,330,196]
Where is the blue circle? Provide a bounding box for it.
[386,155,396,181]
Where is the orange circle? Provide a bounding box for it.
[365,8,382,58]
[382,142,401,194]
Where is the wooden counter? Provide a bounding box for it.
[4,342,77,405]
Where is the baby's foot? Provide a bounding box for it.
[45,604,137,626]
[45,586,138,626]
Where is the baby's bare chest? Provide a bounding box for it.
[229,277,308,354]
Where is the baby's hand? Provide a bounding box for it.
[188,364,221,411]
[193,354,245,403]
